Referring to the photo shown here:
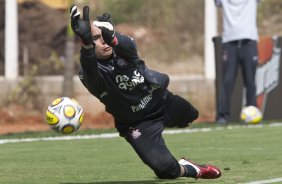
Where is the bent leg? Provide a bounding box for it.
[165,92,199,128]
[124,119,181,179]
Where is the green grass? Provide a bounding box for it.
[0,128,118,139]
[1,123,282,184]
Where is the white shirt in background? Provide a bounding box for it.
[215,0,260,43]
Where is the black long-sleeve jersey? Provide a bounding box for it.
[79,32,170,133]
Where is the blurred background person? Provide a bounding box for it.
[215,0,260,124]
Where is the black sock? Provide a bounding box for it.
[183,165,197,177]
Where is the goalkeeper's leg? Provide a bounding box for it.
[123,119,221,179]
[165,92,199,128]
[124,119,181,179]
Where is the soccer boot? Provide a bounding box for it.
[178,158,221,179]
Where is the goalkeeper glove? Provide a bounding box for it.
[70,5,93,46]
[93,20,118,47]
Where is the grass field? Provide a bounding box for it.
[1,123,282,184]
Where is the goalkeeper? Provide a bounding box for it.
[70,5,221,180]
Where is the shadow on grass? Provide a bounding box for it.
[61,179,196,184]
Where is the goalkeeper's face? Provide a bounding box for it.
[91,24,113,60]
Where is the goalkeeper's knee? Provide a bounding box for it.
[165,93,199,127]
[152,157,180,179]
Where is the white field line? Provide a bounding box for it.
[0,122,282,145]
[243,177,282,184]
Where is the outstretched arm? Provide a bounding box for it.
[79,47,103,96]
[70,5,102,94]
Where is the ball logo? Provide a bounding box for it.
[46,110,59,125]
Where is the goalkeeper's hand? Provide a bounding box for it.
[93,20,118,47]
[70,5,93,46]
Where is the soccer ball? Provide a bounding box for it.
[240,106,262,124]
[46,97,84,134]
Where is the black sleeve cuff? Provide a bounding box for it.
[80,47,96,57]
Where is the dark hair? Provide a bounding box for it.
[96,13,113,25]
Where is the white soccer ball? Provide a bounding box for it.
[46,97,84,134]
[240,106,262,124]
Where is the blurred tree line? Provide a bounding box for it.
[1,0,282,109]
[257,0,282,35]
[1,0,282,76]
[77,0,205,72]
